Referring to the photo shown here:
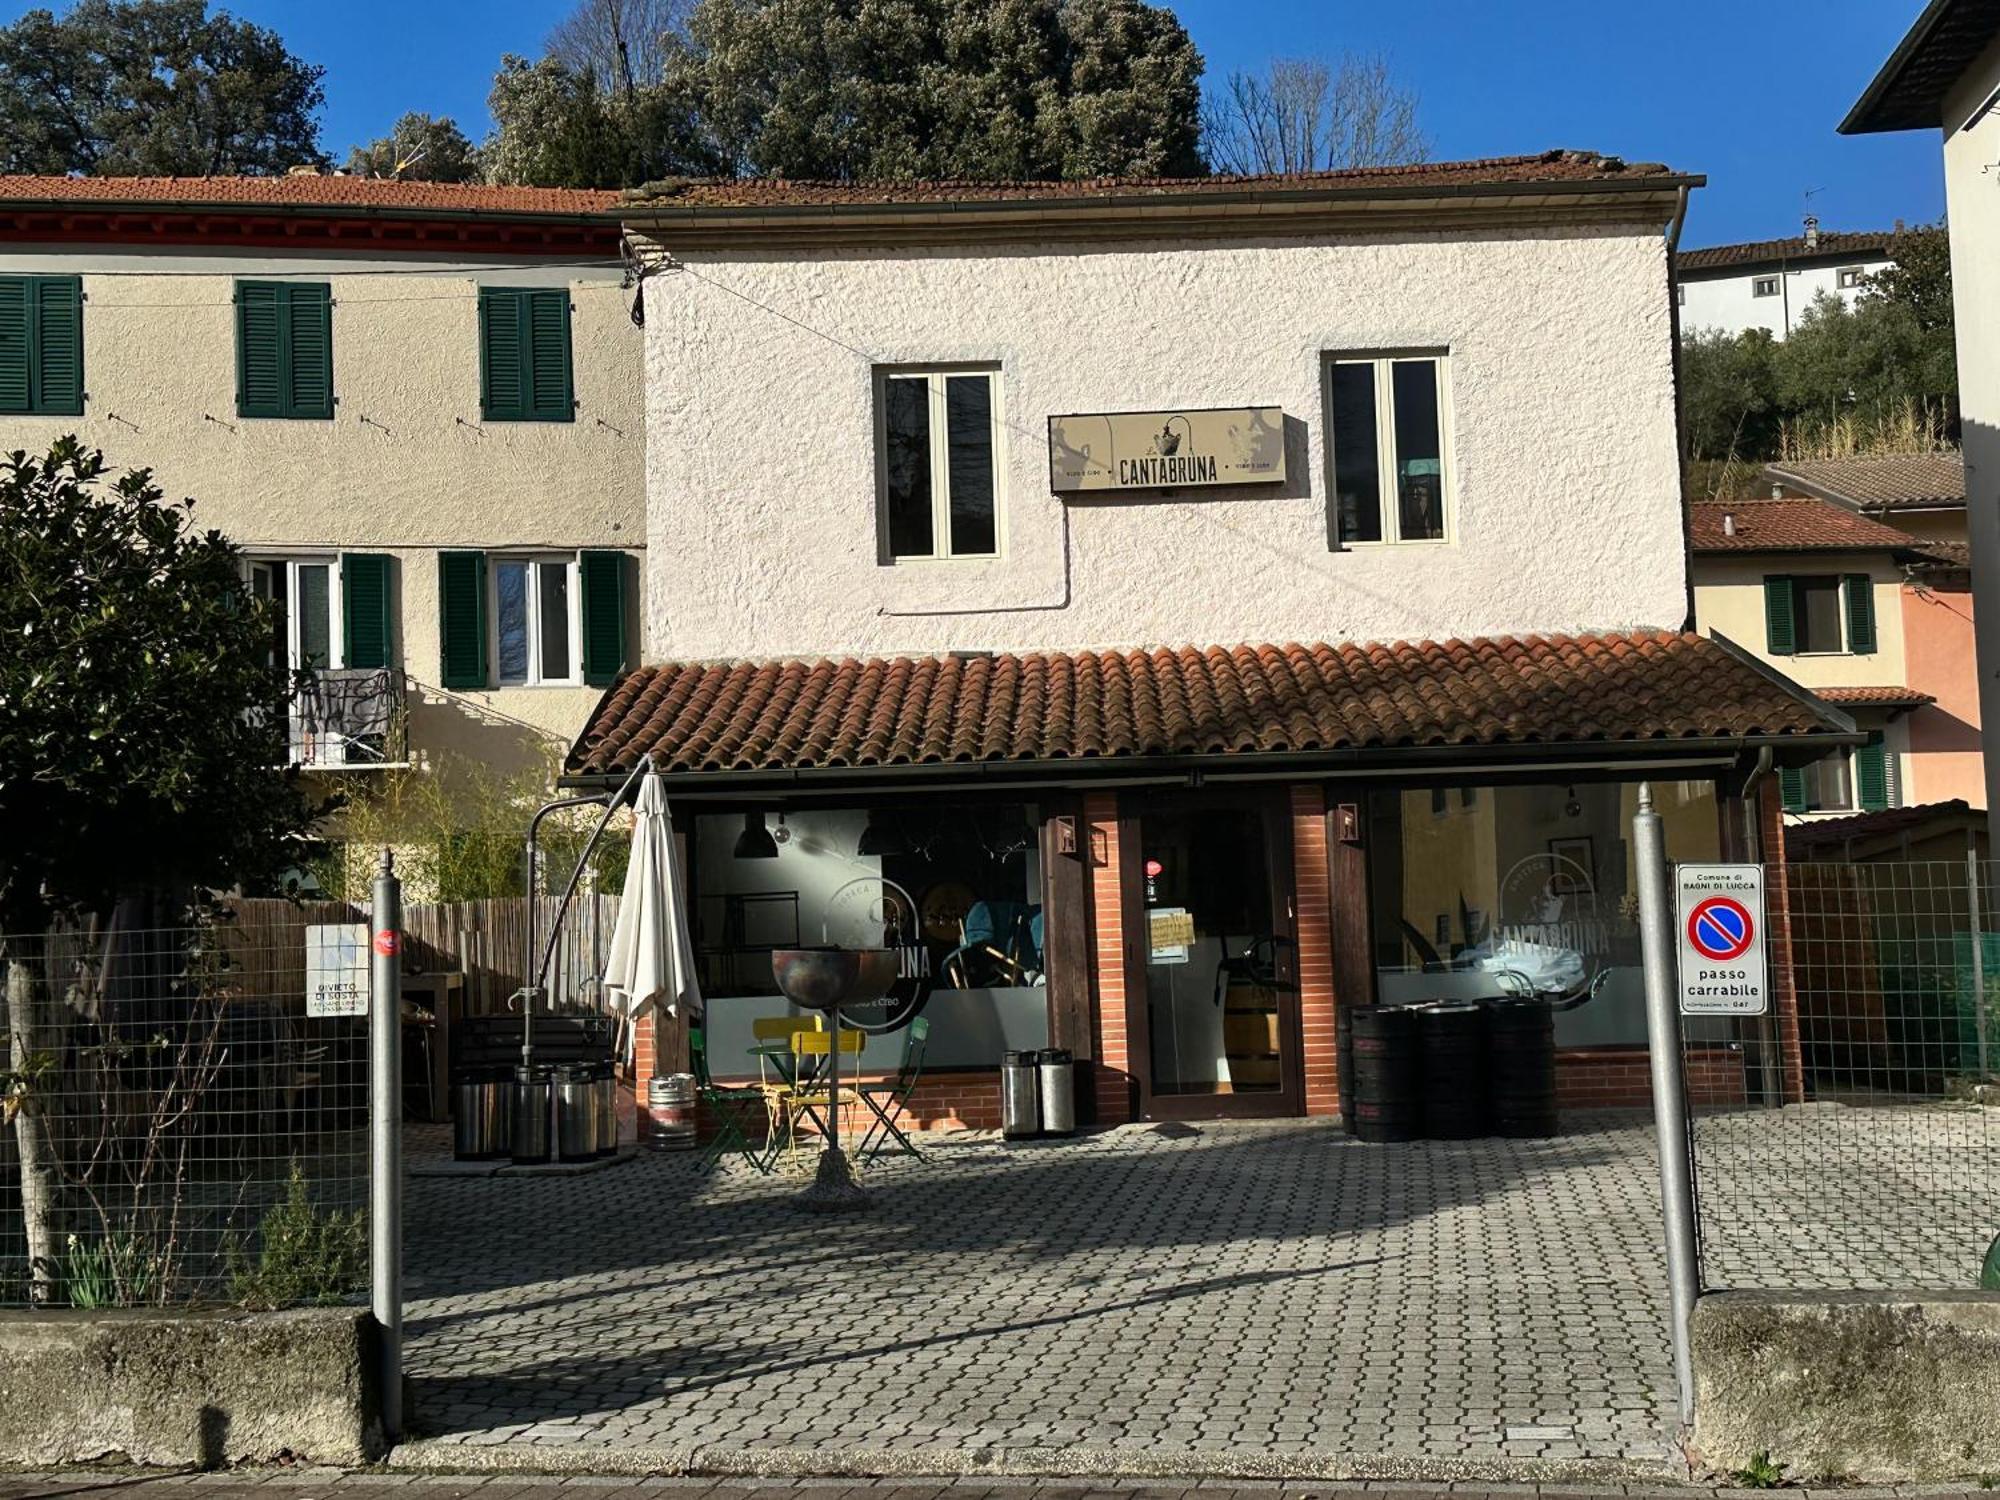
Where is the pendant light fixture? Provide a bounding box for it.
[733,810,779,859]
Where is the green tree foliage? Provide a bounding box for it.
[0,0,325,176]
[1679,223,1958,470]
[483,51,716,188]
[346,111,481,182]
[0,438,319,929]
[661,0,1204,181]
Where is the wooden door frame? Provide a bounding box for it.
[1121,785,1305,1120]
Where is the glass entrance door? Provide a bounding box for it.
[1131,791,1301,1118]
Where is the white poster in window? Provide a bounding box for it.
[306,923,370,1019]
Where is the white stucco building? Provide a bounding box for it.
[1844,0,2000,837]
[1676,223,1895,339]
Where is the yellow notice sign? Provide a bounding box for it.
[1149,908,1195,958]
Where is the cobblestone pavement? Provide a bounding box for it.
[405,1116,1679,1467]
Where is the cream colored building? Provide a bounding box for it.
[0,176,643,808]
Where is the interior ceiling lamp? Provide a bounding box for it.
[856,814,907,858]
[733,810,779,859]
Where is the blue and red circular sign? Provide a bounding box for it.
[1687,896,1754,962]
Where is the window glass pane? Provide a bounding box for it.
[1329,362,1381,543]
[1391,359,1445,541]
[945,373,996,556]
[1793,576,1843,652]
[883,376,934,558]
[496,562,529,684]
[538,561,571,681]
[296,563,331,670]
[1808,755,1852,811]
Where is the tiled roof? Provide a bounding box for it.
[1813,686,1936,708]
[566,630,1837,779]
[1763,454,1964,511]
[620,150,1685,211]
[1688,498,1918,553]
[1788,799,1980,858]
[1676,231,1893,274]
[0,175,619,217]
[1842,0,2000,134]
[1909,540,1970,571]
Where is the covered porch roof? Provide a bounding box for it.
[562,630,1854,796]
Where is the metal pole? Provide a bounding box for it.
[1970,848,1991,1079]
[369,848,405,1443]
[1634,784,1700,1428]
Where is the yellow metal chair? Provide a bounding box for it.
[751,1014,822,1091]
[769,1027,865,1156]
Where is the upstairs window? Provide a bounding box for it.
[479,286,573,422]
[1764,574,1876,656]
[1327,352,1449,546]
[494,555,579,687]
[248,553,394,673]
[0,275,83,415]
[236,281,333,419]
[1836,267,1864,290]
[437,549,628,691]
[876,366,1001,561]
[1752,275,1780,298]
[1783,733,1892,815]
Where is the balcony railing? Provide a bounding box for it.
[291,668,406,770]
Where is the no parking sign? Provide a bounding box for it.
[1675,864,1768,1016]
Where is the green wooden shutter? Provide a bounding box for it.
[1780,765,1808,814]
[285,283,333,419]
[479,288,524,420]
[0,278,30,412]
[237,282,284,417]
[525,289,573,421]
[1843,574,1877,655]
[579,550,627,686]
[1855,733,1889,812]
[438,550,488,690]
[30,276,82,415]
[1764,576,1797,655]
[341,553,394,670]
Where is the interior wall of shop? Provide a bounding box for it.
[640,222,1685,660]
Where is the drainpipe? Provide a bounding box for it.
[1738,744,1774,858]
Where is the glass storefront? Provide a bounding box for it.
[691,802,1050,1078]
[1368,780,1723,1046]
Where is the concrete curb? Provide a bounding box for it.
[387,1440,1688,1485]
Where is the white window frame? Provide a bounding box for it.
[873,364,1005,564]
[248,555,345,673]
[1751,275,1781,298]
[1324,350,1454,547]
[1836,266,1864,290]
[490,553,583,688]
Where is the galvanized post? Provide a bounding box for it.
[370,849,404,1442]
[1634,784,1700,1428]
[1970,849,1991,1080]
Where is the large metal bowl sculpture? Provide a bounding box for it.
[771,947,899,1210]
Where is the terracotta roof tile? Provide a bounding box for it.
[566,630,1836,779]
[1787,800,1981,859]
[620,150,1685,211]
[1676,231,1894,273]
[0,174,619,217]
[1689,497,1919,552]
[1813,685,1935,708]
[1762,454,1964,511]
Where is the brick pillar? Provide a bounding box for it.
[1760,778,1808,1103]
[1291,785,1339,1116]
[1085,790,1135,1122]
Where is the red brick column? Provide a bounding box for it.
[1760,778,1808,1103]
[1085,790,1135,1122]
[1290,785,1339,1116]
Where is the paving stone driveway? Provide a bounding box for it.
[404,1116,1679,1467]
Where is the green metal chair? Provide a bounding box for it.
[857,1016,930,1162]
[689,1025,774,1174]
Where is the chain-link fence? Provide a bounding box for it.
[1689,857,2000,1291]
[0,916,369,1308]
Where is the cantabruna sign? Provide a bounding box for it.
[1049,406,1286,493]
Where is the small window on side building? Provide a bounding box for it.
[1326,351,1450,547]
[1752,276,1780,298]
[876,366,1002,562]
[1837,267,1864,290]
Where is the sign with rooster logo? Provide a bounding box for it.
[1049,406,1287,493]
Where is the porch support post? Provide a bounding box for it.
[1324,785,1376,1124]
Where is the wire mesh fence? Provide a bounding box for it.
[0,916,369,1308]
[1689,857,2000,1292]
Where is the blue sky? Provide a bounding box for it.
[15,0,1946,248]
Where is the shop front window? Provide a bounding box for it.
[691,802,1049,1077]
[1367,780,1722,1047]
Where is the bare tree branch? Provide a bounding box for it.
[546,0,691,93]
[1203,52,1428,176]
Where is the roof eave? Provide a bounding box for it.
[0,195,621,231]
[1840,0,1961,134]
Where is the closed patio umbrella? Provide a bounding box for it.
[604,771,703,1057]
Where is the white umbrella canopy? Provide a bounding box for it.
[604,771,703,1051]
